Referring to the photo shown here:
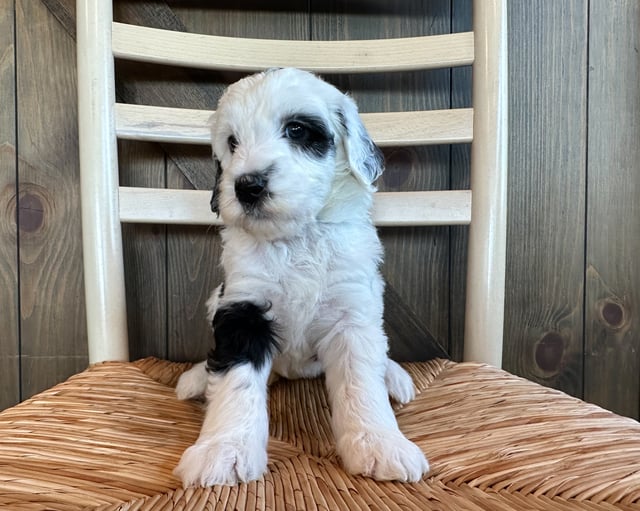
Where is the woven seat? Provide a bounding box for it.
[1,359,639,510]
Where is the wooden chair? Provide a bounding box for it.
[1,1,639,509]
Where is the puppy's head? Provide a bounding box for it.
[210,68,383,239]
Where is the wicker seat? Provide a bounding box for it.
[1,1,639,509]
[2,358,639,510]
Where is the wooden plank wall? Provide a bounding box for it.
[0,1,638,420]
[585,1,640,419]
[505,1,589,400]
[0,0,19,410]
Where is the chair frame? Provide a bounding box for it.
[76,0,507,366]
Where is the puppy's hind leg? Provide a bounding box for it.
[176,361,208,401]
[385,359,415,405]
[175,284,225,401]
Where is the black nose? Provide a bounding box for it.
[235,173,267,205]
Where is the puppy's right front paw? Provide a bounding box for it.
[337,429,429,483]
[174,439,268,487]
[175,361,208,401]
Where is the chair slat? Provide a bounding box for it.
[115,104,211,145]
[112,22,474,73]
[115,103,473,146]
[119,187,471,227]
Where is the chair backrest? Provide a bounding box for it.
[76,1,507,367]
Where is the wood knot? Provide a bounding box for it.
[18,187,48,234]
[381,149,416,189]
[534,332,565,374]
[598,299,627,330]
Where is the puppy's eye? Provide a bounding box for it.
[282,116,333,158]
[284,122,306,140]
[227,135,239,154]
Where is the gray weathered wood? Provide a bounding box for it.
[41,0,75,36]
[16,0,87,398]
[0,0,20,410]
[503,0,588,397]
[166,164,222,362]
[585,0,640,419]
[119,140,168,360]
[449,0,472,362]
[385,283,447,362]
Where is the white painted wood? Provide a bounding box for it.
[115,103,473,147]
[115,104,212,144]
[76,0,129,363]
[365,109,473,146]
[119,188,217,226]
[112,22,474,73]
[373,191,471,226]
[463,0,508,367]
[119,187,472,227]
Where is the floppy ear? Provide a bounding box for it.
[210,156,222,216]
[208,111,222,216]
[338,95,385,188]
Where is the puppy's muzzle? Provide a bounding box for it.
[235,173,268,207]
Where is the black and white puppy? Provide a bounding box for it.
[174,68,429,487]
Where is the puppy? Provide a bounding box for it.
[174,68,429,487]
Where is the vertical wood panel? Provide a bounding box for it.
[0,0,20,410]
[504,1,588,397]
[585,0,640,419]
[449,0,472,362]
[166,161,222,362]
[16,0,86,398]
[311,0,454,361]
[119,140,168,360]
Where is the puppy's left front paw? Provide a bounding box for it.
[174,438,267,487]
[337,429,429,482]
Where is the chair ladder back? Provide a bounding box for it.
[76,0,507,367]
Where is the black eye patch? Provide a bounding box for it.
[282,115,334,158]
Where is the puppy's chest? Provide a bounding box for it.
[252,236,336,324]
[224,229,331,297]
[267,248,334,378]
[271,242,333,313]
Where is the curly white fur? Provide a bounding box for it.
[174,68,429,487]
